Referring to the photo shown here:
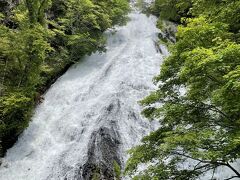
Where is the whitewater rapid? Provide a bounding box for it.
[1,1,237,178]
[0,9,163,180]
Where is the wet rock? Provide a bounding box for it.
[0,143,3,158]
[81,127,121,180]
[0,0,20,29]
[158,20,177,43]
[0,0,20,15]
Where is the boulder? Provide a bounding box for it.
[81,127,121,180]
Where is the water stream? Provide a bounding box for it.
[0,1,237,179]
[0,5,163,180]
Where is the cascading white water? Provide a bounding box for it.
[0,1,238,179]
[0,5,163,180]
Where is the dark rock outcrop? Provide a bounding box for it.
[0,0,13,13]
[0,0,20,16]
[158,20,177,43]
[0,142,3,158]
[0,0,20,28]
[81,127,121,180]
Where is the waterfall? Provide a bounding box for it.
[0,7,163,180]
[0,1,236,179]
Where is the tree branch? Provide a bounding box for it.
[172,151,240,178]
[224,176,239,180]
[226,162,240,178]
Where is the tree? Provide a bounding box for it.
[150,0,192,22]
[125,1,240,179]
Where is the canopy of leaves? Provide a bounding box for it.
[126,0,240,179]
[150,0,192,22]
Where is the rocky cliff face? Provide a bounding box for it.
[0,0,10,12]
[0,0,20,28]
[81,126,121,180]
[0,0,20,13]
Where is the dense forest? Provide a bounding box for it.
[126,0,240,179]
[0,0,129,157]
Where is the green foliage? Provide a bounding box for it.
[113,160,121,180]
[92,167,101,180]
[126,0,240,179]
[0,0,129,156]
[190,0,240,33]
[25,0,52,25]
[0,92,33,132]
[150,0,191,22]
